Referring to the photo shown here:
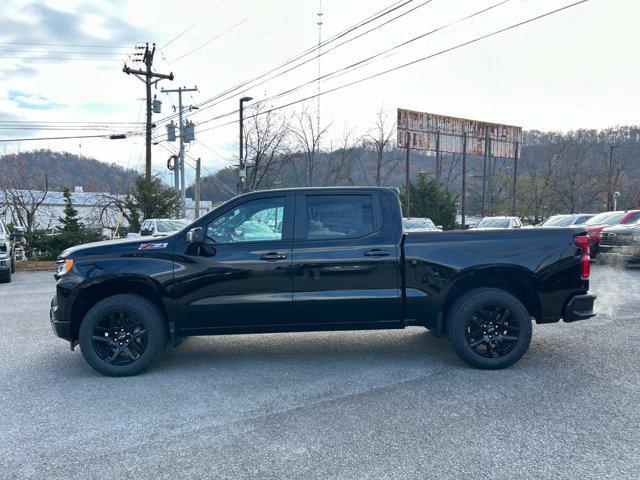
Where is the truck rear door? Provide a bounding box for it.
[291,191,401,326]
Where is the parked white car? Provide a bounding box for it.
[403,217,442,232]
[140,219,191,237]
[474,216,523,230]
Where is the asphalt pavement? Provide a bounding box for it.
[1,267,639,479]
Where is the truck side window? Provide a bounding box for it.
[207,197,285,244]
[306,195,374,239]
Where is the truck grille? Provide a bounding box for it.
[600,232,634,246]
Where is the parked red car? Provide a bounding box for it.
[584,210,640,255]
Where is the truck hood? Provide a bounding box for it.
[59,235,175,259]
[602,224,640,234]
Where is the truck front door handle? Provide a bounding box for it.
[364,249,391,257]
[260,252,287,261]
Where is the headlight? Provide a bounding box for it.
[633,234,640,243]
[55,259,74,276]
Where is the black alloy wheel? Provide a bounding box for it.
[92,311,148,366]
[79,294,166,376]
[465,305,520,359]
[447,288,532,369]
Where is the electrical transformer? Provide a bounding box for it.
[166,121,176,142]
[183,120,195,142]
[152,97,162,114]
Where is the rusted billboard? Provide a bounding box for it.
[397,109,522,158]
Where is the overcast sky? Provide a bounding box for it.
[0,0,637,186]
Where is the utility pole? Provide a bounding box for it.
[195,157,201,219]
[511,141,519,216]
[316,0,323,159]
[405,131,411,217]
[435,130,441,186]
[238,96,253,193]
[461,133,467,229]
[162,86,198,217]
[123,43,173,180]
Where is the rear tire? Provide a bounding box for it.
[447,288,532,369]
[79,294,166,376]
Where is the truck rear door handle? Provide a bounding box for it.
[260,252,287,261]
[364,249,391,257]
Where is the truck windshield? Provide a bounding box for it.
[156,220,190,232]
[585,212,627,225]
[540,215,574,226]
[475,218,510,228]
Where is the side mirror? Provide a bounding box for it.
[140,228,152,236]
[436,225,443,230]
[187,227,204,245]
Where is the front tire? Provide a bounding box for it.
[447,288,532,369]
[79,294,166,376]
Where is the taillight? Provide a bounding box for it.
[574,234,590,280]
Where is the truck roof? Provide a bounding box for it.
[235,186,399,197]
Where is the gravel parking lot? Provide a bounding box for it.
[1,267,639,479]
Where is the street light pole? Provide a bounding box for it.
[238,96,253,193]
[608,145,622,210]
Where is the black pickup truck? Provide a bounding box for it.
[50,187,596,376]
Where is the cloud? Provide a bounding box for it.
[8,90,67,110]
[0,64,38,81]
[0,2,151,46]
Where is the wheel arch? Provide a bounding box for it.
[70,276,170,342]
[442,266,541,333]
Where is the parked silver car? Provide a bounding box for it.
[538,213,595,227]
[0,220,23,283]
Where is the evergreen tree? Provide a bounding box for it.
[58,187,82,233]
[122,176,182,232]
[400,172,458,229]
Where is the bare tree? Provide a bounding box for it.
[244,106,291,190]
[0,155,50,232]
[362,109,401,186]
[290,108,330,187]
[325,126,362,186]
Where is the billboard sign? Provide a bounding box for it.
[397,109,522,158]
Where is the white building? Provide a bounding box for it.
[0,186,213,236]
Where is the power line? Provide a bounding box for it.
[172,17,249,62]
[158,0,511,136]
[0,56,124,61]
[0,49,125,55]
[189,0,590,136]
[0,131,143,143]
[152,0,414,126]
[239,0,512,115]
[0,120,143,124]
[0,41,129,48]
[161,0,231,49]
[162,0,434,131]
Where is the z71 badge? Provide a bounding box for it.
[138,242,168,250]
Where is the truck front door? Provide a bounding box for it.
[174,193,295,331]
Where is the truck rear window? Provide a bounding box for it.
[306,195,374,239]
